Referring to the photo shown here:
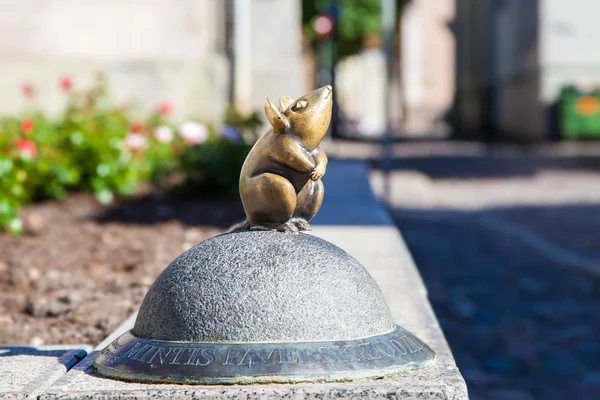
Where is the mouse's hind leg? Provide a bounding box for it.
[292,179,324,231]
[241,172,298,231]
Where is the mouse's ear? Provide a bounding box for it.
[279,96,294,112]
[264,98,288,132]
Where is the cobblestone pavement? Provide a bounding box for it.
[370,143,600,400]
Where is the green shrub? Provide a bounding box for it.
[0,75,261,234]
[177,107,262,197]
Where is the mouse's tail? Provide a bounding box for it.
[227,219,250,232]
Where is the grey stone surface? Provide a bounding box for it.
[0,345,89,399]
[133,230,395,342]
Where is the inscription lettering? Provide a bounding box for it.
[100,347,112,356]
[184,349,200,365]
[198,348,215,366]
[239,348,261,368]
[110,339,124,351]
[278,348,298,364]
[254,348,276,363]
[224,348,244,365]
[147,347,173,365]
[124,345,217,366]
[299,348,322,364]
[100,347,119,364]
[390,339,408,355]
[317,346,338,363]
[141,346,161,363]
[124,343,152,361]
[374,341,396,357]
[401,335,424,354]
[332,345,357,362]
[169,348,186,365]
[114,329,427,371]
[357,342,382,360]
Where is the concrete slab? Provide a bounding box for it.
[0,345,89,399]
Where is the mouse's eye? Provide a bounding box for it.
[292,100,308,112]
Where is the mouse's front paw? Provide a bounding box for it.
[309,165,325,181]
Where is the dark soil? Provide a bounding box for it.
[0,192,245,346]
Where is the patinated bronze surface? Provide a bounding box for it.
[231,85,332,232]
[95,325,435,384]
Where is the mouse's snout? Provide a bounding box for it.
[316,85,332,99]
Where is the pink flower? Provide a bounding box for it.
[178,121,208,145]
[60,76,73,92]
[21,119,34,135]
[22,83,35,98]
[15,139,37,160]
[154,125,174,143]
[125,133,148,151]
[158,101,173,115]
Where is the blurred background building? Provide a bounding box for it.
[398,0,455,138]
[0,0,456,139]
[0,0,303,125]
[2,0,600,142]
[334,0,455,138]
[0,1,228,122]
[453,0,600,142]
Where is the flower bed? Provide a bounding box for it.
[0,74,262,234]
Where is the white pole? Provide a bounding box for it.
[234,0,252,113]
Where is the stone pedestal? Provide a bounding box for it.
[94,230,435,384]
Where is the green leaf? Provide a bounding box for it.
[7,218,23,236]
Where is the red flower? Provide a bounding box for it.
[15,139,37,160]
[21,119,34,135]
[60,75,72,92]
[158,101,173,115]
[129,123,145,133]
[22,83,35,98]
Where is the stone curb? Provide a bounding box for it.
[0,345,90,399]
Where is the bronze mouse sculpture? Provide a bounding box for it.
[231,85,333,232]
